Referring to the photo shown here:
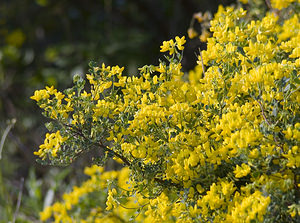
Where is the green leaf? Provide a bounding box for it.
[294,77,300,84]
[253,57,259,63]
[88,61,97,68]
[238,60,242,66]
[291,70,297,78]
[73,74,81,83]
[45,122,54,131]
[290,83,296,89]
[237,46,246,57]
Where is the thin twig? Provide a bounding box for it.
[12,177,24,223]
[64,123,182,188]
[118,203,139,210]
[265,0,271,9]
[131,202,150,220]
[256,100,271,126]
[103,144,131,166]
[198,47,206,76]
[63,123,130,166]
[256,100,283,150]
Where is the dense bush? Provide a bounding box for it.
[32,0,299,222]
[1,1,224,222]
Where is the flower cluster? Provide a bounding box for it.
[34,130,68,159]
[270,0,299,10]
[33,1,299,222]
[39,166,147,222]
[160,36,186,55]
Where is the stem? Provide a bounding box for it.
[293,170,300,202]
[0,119,16,160]
[101,143,130,166]
[257,100,271,126]
[118,203,139,210]
[198,47,206,76]
[12,177,24,223]
[256,100,283,151]
[64,123,182,189]
[265,0,271,9]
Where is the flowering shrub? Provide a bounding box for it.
[32,1,300,222]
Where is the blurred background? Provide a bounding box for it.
[0,0,234,221]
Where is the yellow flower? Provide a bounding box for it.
[188,28,198,39]
[221,181,236,196]
[175,36,186,50]
[234,163,251,178]
[270,0,297,10]
[30,89,49,101]
[34,130,68,159]
[160,39,175,55]
[84,165,104,176]
[81,90,91,97]
[229,191,270,222]
[199,29,210,42]
[46,86,57,95]
[40,206,52,221]
[106,189,117,210]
